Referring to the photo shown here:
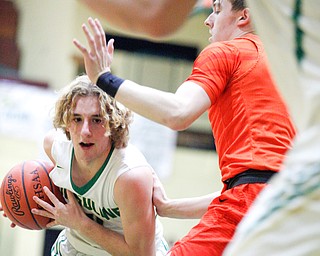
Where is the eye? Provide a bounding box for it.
[213,1,221,14]
[73,117,82,123]
[92,117,103,124]
[213,7,221,14]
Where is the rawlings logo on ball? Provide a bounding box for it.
[6,174,24,216]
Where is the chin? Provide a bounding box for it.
[209,38,216,43]
[209,35,218,43]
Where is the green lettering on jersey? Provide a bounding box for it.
[100,207,120,220]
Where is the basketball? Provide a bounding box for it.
[0,160,65,230]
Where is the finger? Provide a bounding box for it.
[43,186,62,206]
[88,17,102,45]
[73,38,90,57]
[82,23,96,55]
[106,39,114,64]
[31,208,55,219]
[93,18,107,61]
[88,18,106,63]
[95,18,107,48]
[93,18,106,54]
[33,195,54,213]
[107,39,114,55]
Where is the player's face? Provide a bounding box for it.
[205,0,242,43]
[67,96,111,164]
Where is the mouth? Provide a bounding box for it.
[79,142,94,148]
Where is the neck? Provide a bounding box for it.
[233,28,255,39]
[73,143,112,176]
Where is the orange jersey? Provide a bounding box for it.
[186,33,296,181]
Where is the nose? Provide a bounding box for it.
[204,12,214,27]
[81,120,92,137]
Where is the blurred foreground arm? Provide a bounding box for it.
[78,0,197,38]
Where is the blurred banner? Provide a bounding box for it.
[0,78,56,141]
[130,114,177,180]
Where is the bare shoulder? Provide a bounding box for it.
[43,129,65,163]
[114,166,153,205]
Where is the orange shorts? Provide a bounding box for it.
[169,183,267,256]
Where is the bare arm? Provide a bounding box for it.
[117,80,210,130]
[113,167,157,255]
[73,18,211,131]
[78,0,197,38]
[153,172,219,218]
[156,193,219,219]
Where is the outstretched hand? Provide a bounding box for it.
[32,187,87,230]
[73,17,114,84]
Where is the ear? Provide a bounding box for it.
[238,8,250,26]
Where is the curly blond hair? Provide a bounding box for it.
[53,75,132,149]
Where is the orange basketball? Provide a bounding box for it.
[0,160,65,230]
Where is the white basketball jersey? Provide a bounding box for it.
[50,139,167,256]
